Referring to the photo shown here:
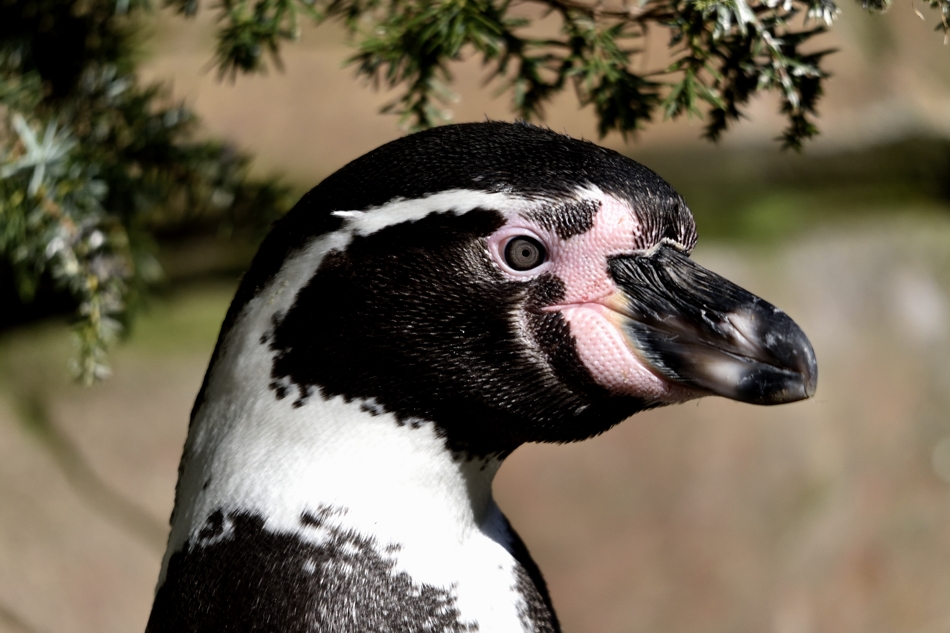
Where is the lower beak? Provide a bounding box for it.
[606,245,817,405]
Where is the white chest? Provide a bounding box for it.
[160,386,541,631]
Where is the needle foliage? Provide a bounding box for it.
[2,0,948,383]
[1,0,291,383]
[178,0,949,145]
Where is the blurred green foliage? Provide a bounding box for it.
[1,0,292,383]
[638,137,950,242]
[169,0,948,145]
[2,0,950,384]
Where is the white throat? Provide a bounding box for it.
[159,225,520,614]
[156,193,559,630]
[165,382,507,578]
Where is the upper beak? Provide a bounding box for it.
[606,245,817,405]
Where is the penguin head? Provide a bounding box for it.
[215,122,816,458]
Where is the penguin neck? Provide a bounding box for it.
[163,377,506,583]
[160,233,512,586]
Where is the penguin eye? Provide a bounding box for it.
[504,236,547,271]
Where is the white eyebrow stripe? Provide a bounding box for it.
[334,189,536,237]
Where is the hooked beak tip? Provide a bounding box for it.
[802,352,818,399]
[606,247,818,407]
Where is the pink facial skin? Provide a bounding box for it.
[486,190,698,405]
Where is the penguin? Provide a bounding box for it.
[145,121,817,633]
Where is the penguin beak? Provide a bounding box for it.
[605,245,817,405]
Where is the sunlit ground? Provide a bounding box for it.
[1,211,949,633]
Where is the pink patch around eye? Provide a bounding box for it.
[485,191,695,402]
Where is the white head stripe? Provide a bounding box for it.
[331,189,534,237]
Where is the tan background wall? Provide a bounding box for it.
[2,6,950,633]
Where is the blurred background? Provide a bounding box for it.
[2,4,950,633]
